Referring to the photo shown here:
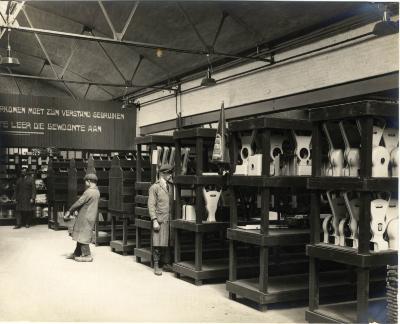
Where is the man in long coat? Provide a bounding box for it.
[64,173,100,262]
[148,164,174,275]
[13,168,36,229]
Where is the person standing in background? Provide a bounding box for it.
[148,164,174,276]
[13,167,36,229]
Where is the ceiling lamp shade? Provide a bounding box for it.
[201,68,216,87]
[372,9,399,36]
[1,55,20,67]
[1,29,20,67]
[122,98,140,110]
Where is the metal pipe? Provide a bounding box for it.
[1,24,271,63]
[138,30,375,106]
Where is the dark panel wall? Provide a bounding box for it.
[0,93,136,150]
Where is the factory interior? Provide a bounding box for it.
[0,1,398,323]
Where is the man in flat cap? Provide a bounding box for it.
[13,167,36,229]
[148,164,174,275]
[64,173,100,262]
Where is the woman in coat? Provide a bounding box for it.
[64,173,100,262]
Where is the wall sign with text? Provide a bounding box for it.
[0,94,136,150]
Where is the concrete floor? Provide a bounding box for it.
[0,225,307,322]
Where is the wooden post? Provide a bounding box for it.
[356,268,370,323]
[229,188,237,229]
[229,240,237,282]
[150,144,157,183]
[195,232,203,272]
[309,257,320,311]
[174,229,181,263]
[136,144,142,182]
[259,246,269,293]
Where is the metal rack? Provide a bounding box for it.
[171,128,235,285]
[47,158,69,230]
[305,100,398,323]
[226,117,320,310]
[134,135,174,265]
[108,155,136,255]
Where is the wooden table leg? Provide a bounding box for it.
[357,268,369,324]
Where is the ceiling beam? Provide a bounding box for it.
[130,54,143,83]
[84,84,91,99]
[211,11,228,49]
[29,59,48,95]
[98,0,117,39]
[1,23,272,63]
[118,1,140,41]
[118,6,380,101]
[3,67,22,94]
[0,71,173,90]
[0,44,115,97]
[225,10,266,47]
[139,72,398,135]
[89,29,127,83]
[22,6,77,100]
[22,1,171,81]
[177,2,209,51]
[0,0,24,39]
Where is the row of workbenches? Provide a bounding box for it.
[47,100,398,324]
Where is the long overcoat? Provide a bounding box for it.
[148,180,173,247]
[69,186,100,244]
[14,175,36,211]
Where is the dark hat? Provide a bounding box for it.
[84,173,98,181]
[159,164,173,174]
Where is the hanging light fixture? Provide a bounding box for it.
[1,28,20,67]
[200,54,217,87]
[122,98,140,110]
[201,67,217,87]
[372,6,398,36]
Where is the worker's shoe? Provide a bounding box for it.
[163,264,173,272]
[13,225,21,229]
[154,262,162,276]
[74,256,93,262]
[25,224,30,228]
[66,253,76,260]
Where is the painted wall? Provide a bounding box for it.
[137,17,399,134]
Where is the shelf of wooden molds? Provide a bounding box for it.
[306,100,398,324]
[226,116,333,311]
[171,128,236,285]
[108,155,136,255]
[134,135,174,265]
